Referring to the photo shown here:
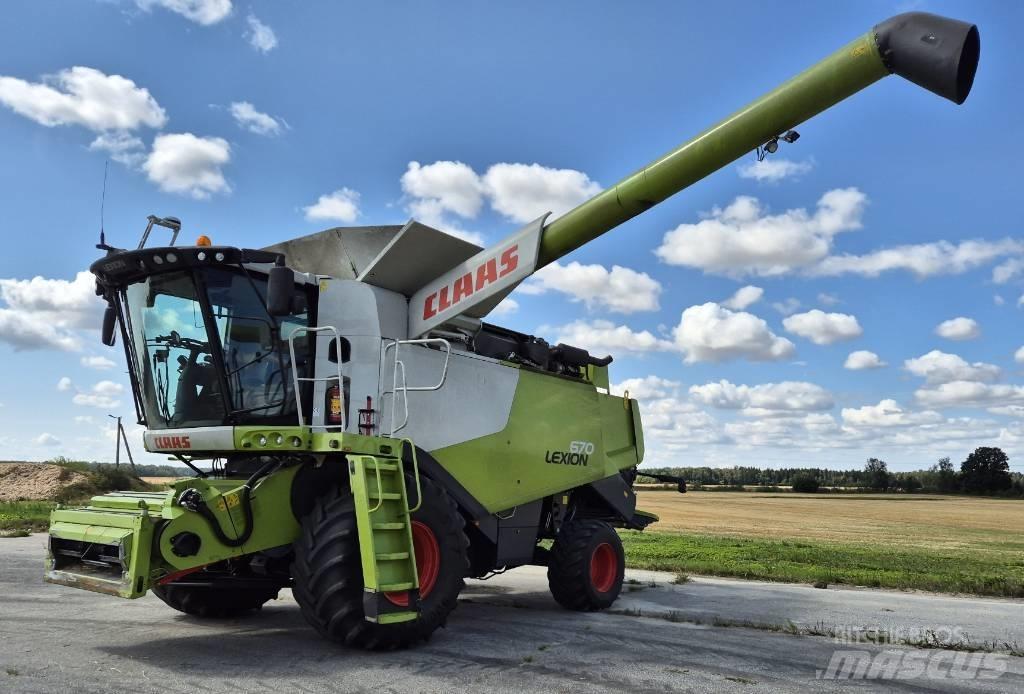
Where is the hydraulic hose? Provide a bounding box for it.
[180,458,281,548]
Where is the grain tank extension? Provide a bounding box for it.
[46,13,979,648]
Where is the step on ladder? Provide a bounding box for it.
[347,445,423,624]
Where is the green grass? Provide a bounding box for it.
[620,530,1024,598]
[0,500,55,534]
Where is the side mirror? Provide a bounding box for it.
[267,264,295,317]
[101,304,117,346]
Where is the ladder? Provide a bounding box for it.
[347,444,423,624]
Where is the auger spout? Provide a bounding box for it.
[535,12,979,268]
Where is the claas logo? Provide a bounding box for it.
[153,435,191,449]
[422,245,518,320]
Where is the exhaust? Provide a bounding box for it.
[536,12,981,268]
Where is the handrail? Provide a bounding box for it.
[382,337,452,437]
[402,438,422,513]
[287,325,346,430]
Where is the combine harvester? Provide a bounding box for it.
[47,13,979,648]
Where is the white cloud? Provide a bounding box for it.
[673,302,794,363]
[814,239,1024,278]
[35,432,61,446]
[0,271,101,351]
[772,298,802,316]
[783,310,862,345]
[303,188,361,223]
[134,0,232,25]
[844,350,886,370]
[521,261,661,314]
[144,133,231,199]
[545,319,673,357]
[916,381,1024,409]
[737,158,814,182]
[81,355,117,370]
[935,317,980,341]
[401,161,484,219]
[57,377,73,392]
[490,297,518,316]
[0,66,167,131]
[482,163,601,223]
[842,399,942,428]
[992,258,1024,284]
[88,131,146,166]
[904,350,999,384]
[611,376,681,400]
[722,285,763,310]
[245,14,278,53]
[995,294,1006,306]
[689,380,833,416]
[1016,346,1024,364]
[655,188,866,277]
[229,101,283,136]
[818,292,840,306]
[72,380,124,409]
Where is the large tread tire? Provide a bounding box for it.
[291,475,468,650]
[152,581,280,618]
[547,519,624,611]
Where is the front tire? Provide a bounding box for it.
[548,519,624,611]
[291,475,468,649]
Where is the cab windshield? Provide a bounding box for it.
[120,267,311,429]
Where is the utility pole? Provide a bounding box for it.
[108,415,137,474]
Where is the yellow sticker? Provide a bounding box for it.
[216,499,226,512]
[224,493,240,510]
[851,44,868,58]
[319,280,329,292]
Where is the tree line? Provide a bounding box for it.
[640,447,1024,496]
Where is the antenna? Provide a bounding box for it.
[97,160,112,251]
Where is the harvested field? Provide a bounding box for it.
[0,464,89,502]
[637,490,1024,552]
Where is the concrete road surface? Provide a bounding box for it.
[2,533,1021,693]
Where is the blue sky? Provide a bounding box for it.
[1,0,1022,471]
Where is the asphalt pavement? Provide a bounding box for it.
[2,533,1021,693]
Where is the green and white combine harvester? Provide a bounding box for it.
[46,13,979,648]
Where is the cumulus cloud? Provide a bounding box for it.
[57,377,73,392]
[72,380,124,409]
[88,131,146,166]
[689,380,833,416]
[545,319,673,357]
[0,66,166,131]
[521,261,661,314]
[134,0,232,25]
[842,399,942,428]
[35,432,61,446]
[655,188,866,277]
[490,297,519,316]
[0,271,102,351]
[722,285,763,310]
[1016,346,1024,364]
[935,317,980,341]
[611,376,681,400]
[482,163,601,222]
[673,302,794,363]
[230,101,284,136]
[844,350,886,370]
[916,381,1024,409]
[401,161,484,219]
[144,133,231,198]
[904,350,999,385]
[814,239,1024,278]
[992,258,1024,284]
[303,188,361,223]
[818,292,840,306]
[783,310,862,345]
[737,158,814,182]
[81,355,117,370]
[772,298,802,316]
[245,14,278,52]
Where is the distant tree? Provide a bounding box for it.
[790,474,820,493]
[864,458,890,491]
[960,447,1012,494]
[930,457,959,493]
[894,474,922,493]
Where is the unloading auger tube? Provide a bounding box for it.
[533,12,979,269]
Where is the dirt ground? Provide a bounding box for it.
[636,490,1024,551]
[0,464,89,502]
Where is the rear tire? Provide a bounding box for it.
[291,475,468,649]
[547,519,624,611]
[152,580,279,618]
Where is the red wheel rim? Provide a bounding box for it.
[384,521,441,607]
[590,542,617,593]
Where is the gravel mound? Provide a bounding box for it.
[0,463,90,502]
